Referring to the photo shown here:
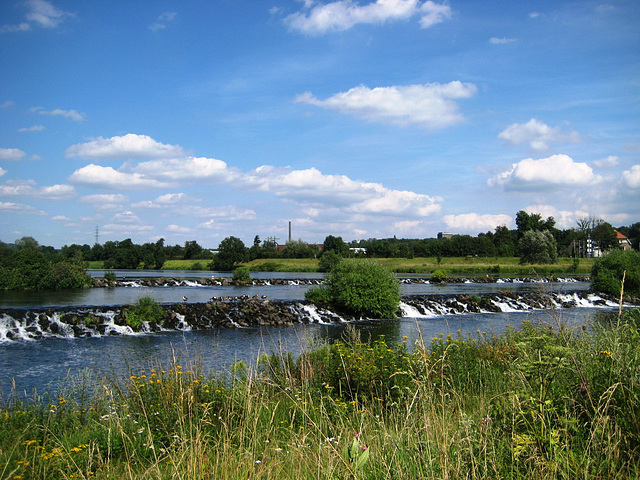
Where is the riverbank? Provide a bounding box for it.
[1,308,638,479]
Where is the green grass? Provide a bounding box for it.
[84,257,593,276]
[2,309,638,479]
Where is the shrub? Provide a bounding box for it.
[125,296,164,329]
[232,266,251,284]
[318,250,342,272]
[304,285,333,303]
[431,269,448,283]
[324,258,401,318]
[104,271,117,282]
[519,230,558,264]
[591,249,640,297]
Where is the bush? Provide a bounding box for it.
[324,259,401,318]
[519,230,558,264]
[318,250,342,272]
[232,266,251,284]
[125,296,164,329]
[304,285,333,303]
[591,249,640,297]
[431,269,448,283]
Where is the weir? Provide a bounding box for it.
[0,290,624,342]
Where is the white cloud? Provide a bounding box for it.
[489,37,516,44]
[51,215,71,221]
[19,125,45,132]
[622,165,640,189]
[166,224,191,233]
[69,164,169,189]
[242,165,442,217]
[134,156,235,181]
[0,147,27,160]
[150,11,177,32]
[66,134,184,159]
[132,193,188,209]
[285,0,451,34]
[442,213,513,232]
[34,107,85,122]
[523,205,589,229]
[498,118,581,151]
[112,211,140,223]
[2,101,16,108]
[488,154,602,189]
[0,168,6,178]
[0,180,75,198]
[0,201,45,214]
[296,82,477,129]
[81,193,129,204]
[529,11,541,18]
[25,0,72,28]
[593,155,619,168]
[102,224,154,234]
[184,205,257,221]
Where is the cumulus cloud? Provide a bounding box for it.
[593,155,619,168]
[66,133,185,159]
[81,193,129,204]
[488,154,602,190]
[295,82,477,129]
[69,164,169,189]
[149,11,177,32]
[0,147,27,160]
[622,165,640,189]
[0,167,6,178]
[132,193,188,209]
[498,118,581,151]
[134,156,235,182]
[166,224,191,233]
[0,201,45,214]
[51,215,71,221]
[0,180,75,198]
[442,213,513,232]
[34,107,85,122]
[242,165,442,217]
[285,0,452,34]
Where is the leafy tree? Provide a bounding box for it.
[307,259,401,318]
[592,221,618,253]
[15,236,39,250]
[493,225,517,256]
[591,249,640,297]
[516,211,555,238]
[518,230,558,264]
[183,240,204,260]
[282,239,319,259]
[322,235,349,257]
[318,250,342,272]
[211,236,248,271]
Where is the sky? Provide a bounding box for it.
[0,0,639,249]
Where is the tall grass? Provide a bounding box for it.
[2,309,638,479]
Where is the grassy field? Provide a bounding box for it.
[2,309,638,479]
[84,256,594,276]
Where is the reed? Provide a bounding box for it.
[1,309,638,479]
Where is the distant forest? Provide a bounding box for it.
[2,211,638,271]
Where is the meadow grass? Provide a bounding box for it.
[2,308,637,479]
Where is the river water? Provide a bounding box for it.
[0,270,611,399]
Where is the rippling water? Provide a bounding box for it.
[0,271,603,399]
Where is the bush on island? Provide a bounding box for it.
[305,258,400,318]
[591,249,640,297]
[125,296,164,329]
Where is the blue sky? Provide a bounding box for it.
[1,0,638,249]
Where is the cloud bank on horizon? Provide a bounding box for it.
[0,0,638,248]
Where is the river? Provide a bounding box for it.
[0,270,615,399]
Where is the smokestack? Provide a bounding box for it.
[288,221,292,242]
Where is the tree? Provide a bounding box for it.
[322,235,349,257]
[306,259,401,318]
[282,239,319,258]
[183,240,204,260]
[592,222,618,253]
[211,236,248,271]
[518,230,558,264]
[326,259,401,318]
[591,249,640,297]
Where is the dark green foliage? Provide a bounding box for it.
[232,266,252,284]
[318,250,341,272]
[304,285,333,303]
[125,296,164,329]
[591,249,640,296]
[325,258,401,318]
[0,244,91,290]
[430,269,448,283]
[211,236,248,271]
[322,235,349,256]
[519,230,558,264]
